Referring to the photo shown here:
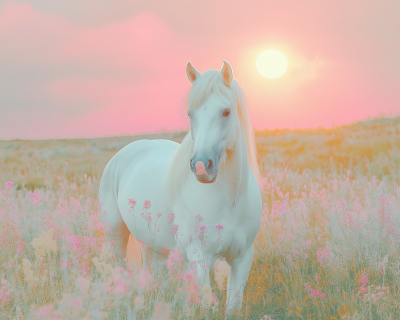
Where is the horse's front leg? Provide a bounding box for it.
[182,244,214,314]
[226,244,254,320]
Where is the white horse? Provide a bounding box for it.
[99,61,262,318]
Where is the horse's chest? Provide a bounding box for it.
[174,193,259,258]
[219,210,260,260]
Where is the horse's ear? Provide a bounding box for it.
[186,62,201,84]
[221,61,233,88]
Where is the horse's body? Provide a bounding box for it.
[99,61,262,318]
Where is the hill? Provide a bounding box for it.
[1,116,399,190]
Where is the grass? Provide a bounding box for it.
[0,117,400,319]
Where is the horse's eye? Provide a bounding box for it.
[222,109,231,117]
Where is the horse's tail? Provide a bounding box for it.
[126,233,143,270]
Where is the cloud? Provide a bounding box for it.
[1,0,399,139]
[0,2,190,139]
[0,2,77,64]
[60,76,189,138]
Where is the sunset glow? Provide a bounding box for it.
[256,50,288,79]
[0,1,398,139]
[1,1,400,318]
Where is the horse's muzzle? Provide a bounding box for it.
[190,158,218,183]
[195,171,218,184]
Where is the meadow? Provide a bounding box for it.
[1,116,400,319]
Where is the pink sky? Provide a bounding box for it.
[0,0,399,140]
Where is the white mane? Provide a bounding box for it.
[167,70,260,197]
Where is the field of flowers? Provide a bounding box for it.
[1,116,400,319]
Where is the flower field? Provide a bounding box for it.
[1,116,400,319]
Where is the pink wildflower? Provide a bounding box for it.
[167,250,181,269]
[138,269,153,290]
[167,212,175,224]
[15,240,25,253]
[67,296,83,309]
[5,181,14,189]
[29,193,41,207]
[76,276,91,295]
[0,279,11,305]
[114,279,130,296]
[32,304,63,318]
[304,282,326,298]
[185,269,200,303]
[316,246,333,267]
[170,224,179,235]
[153,302,171,320]
[216,224,223,230]
[143,200,151,209]
[134,295,145,309]
[360,276,368,286]
[128,199,137,210]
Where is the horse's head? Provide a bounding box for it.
[186,61,240,184]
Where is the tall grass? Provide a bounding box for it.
[1,117,399,319]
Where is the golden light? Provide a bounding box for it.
[256,50,288,79]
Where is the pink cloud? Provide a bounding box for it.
[0,2,32,30]
[42,10,191,137]
[48,76,190,137]
[0,2,191,138]
[54,12,181,71]
[0,2,78,64]
[64,79,189,136]
[0,3,182,70]
[0,1,399,140]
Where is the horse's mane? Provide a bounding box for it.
[167,70,260,198]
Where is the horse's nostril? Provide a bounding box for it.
[207,160,213,169]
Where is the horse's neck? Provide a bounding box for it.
[170,128,250,208]
[219,127,250,205]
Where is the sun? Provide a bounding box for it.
[256,50,288,79]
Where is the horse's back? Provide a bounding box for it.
[99,139,178,201]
